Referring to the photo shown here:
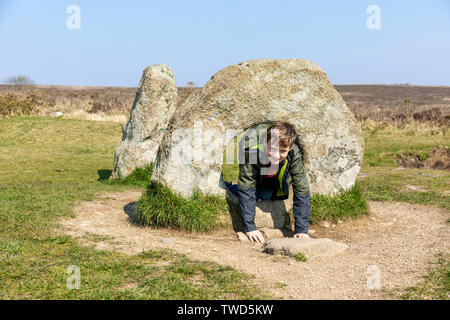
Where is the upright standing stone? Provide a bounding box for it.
[111,64,177,179]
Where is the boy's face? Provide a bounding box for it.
[266,140,291,164]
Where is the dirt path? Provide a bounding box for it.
[59,190,449,299]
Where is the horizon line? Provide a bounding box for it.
[1,83,449,89]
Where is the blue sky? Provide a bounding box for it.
[1,0,449,87]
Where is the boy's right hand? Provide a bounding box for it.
[245,230,265,243]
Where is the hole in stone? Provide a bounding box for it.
[220,121,295,234]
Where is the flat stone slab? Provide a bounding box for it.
[263,238,348,259]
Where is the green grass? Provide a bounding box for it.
[274,282,288,288]
[310,183,369,223]
[102,164,154,188]
[0,115,268,299]
[357,167,450,211]
[294,253,307,262]
[361,121,448,168]
[358,122,450,212]
[384,253,450,300]
[136,182,229,232]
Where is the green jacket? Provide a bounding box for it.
[237,123,310,234]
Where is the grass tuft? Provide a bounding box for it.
[101,164,153,188]
[136,182,228,232]
[310,182,369,223]
[294,253,307,262]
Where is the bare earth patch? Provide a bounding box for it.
[59,190,449,300]
[397,146,450,171]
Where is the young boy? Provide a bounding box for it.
[228,121,311,243]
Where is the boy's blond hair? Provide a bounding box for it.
[266,121,297,149]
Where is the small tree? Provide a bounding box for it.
[4,75,34,85]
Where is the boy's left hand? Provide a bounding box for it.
[294,233,310,239]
